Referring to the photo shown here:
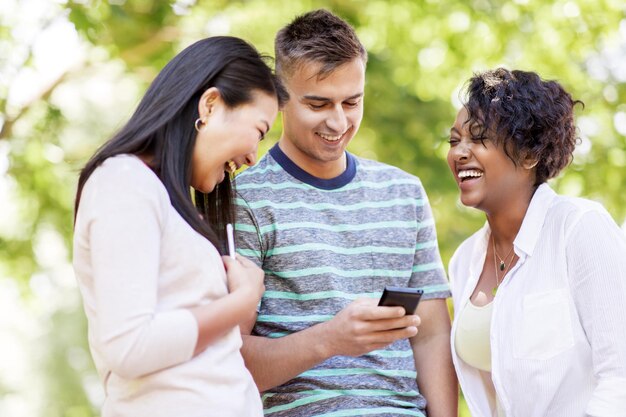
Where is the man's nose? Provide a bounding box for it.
[326,107,349,133]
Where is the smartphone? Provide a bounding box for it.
[378,286,423,315]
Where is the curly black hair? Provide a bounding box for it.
[464,68,583,184]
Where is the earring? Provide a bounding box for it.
[194,106,213,132]
[194,118,203,132]
[194,117,207,132]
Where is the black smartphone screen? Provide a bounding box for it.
[377,286,424,315]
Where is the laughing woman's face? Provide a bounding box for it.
[447,107,533,214]
[191,90,278,193]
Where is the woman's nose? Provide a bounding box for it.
[453,141,471,161]
[244,151,257,166]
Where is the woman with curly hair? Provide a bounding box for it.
[447,68,626,417]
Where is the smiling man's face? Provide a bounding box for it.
[278,58,365,179]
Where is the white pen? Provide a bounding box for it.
[226,223,236,260]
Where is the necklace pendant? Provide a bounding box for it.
[499,261,505,271]
[492,286,498,296]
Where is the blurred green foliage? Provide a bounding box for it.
[1,0,625,416]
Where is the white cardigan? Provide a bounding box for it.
[73,155,262,417]
[449,184,626,417]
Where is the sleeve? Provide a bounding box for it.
[566,209,626,416]
[409,183,451,300]
[233,191,264,267]
[82,165,198,379]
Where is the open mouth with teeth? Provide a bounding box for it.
[458,169,484,182]
[225,160,237,174]
[317,132,344,142]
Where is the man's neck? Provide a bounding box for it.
[277,138,347,179]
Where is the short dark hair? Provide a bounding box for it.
[463,68,583,184]
[275,9,367,80]
[75,36,286,253]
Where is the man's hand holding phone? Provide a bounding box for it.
[318,289,422,358]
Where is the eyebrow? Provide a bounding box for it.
[303,92,364,102]
[450,127,460,134]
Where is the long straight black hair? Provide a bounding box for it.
[75,36,285,253]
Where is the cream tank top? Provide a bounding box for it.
[455,299,493,371]
[455,296,506,417]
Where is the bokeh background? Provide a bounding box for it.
[1,0,625,416]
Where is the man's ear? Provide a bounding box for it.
[197,87,221,118]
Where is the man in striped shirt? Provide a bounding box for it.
[234,9,457,417]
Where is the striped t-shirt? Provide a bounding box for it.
[234,144,450,417]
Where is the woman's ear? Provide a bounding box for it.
[197,87,221,119]
[522,153,539,170]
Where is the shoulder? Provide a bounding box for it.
[234,151,281,187]
[355,157,426,193]
[550,193,605,213]
[547,193,615,232]
[80,154,169,215]
[88,154,161,189]
[356,157,421,180]
[233,152,288,215]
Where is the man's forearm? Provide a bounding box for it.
[242,298,425,392]
[241,323,332,392]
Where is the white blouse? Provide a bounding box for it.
[449,183,626,417]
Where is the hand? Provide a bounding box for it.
[222,255,265,305]
[319,298,420,357]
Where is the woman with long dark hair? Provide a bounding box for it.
[448,68,626,416]
[73,36,284,417]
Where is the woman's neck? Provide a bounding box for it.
[486,184,538,246]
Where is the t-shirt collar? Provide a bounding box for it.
[269,143,357,190]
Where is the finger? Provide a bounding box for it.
[370,326,419,344]
[235,254,257,267]
[353,297,378,306]
[358,304,406,320]
[222,255,245,273]
[222,255,234,269]
[361,315,421,332]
